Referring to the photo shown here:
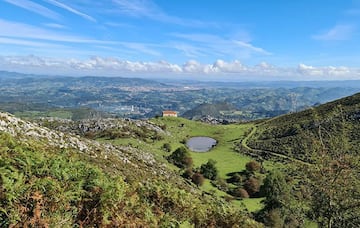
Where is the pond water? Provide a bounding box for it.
[186,136,217,152]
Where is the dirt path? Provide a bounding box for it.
[241,123,310,166]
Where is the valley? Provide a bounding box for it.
[2,71,360,121]
[2,1,360,227]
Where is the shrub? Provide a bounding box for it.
[228,173,243,184]
[245,160,261,173]
[191,173,205,186]
[200,159,218,180]
[263,209,284,228]
[167,147,193,169]
[162,143,172,152]
[244,177,261,196]
[232,188,249,198]
[211,178,228,192]
[182,168,194,179]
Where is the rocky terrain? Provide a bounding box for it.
[0,112,170,179]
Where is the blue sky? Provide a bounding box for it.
[0,0,360,80]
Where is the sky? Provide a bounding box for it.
[1,0,360,81]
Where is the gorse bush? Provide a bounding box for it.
[0,133,127,227]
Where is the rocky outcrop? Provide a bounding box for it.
[0,112,170,177]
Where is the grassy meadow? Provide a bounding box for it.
[101,116,269,212]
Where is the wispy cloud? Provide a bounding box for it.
[234,41,271,55]
[104,22,134,28]
[0,19,163,57]
[312,24,356,41]
[111,0,218,27]
[0,19,107,44]
[119,42,162,56]
[112,0,156,18]
[0,37,66,48]
[43,23,67,29]
[4,0,60,20]
[171,33,271,58]
[44,0,96,22]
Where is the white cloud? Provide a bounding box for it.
[297,63,357,78]
[44,0,96,22]
[4,0,60,20]
[312,24,356,41]
[0,55,359,80]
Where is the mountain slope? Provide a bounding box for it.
[0,112,261,227]
[243,92,360,161]
[238,93,360,227]
[182,102,236,120]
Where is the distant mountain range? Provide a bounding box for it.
[181,102,236,120]
[1,70,360,120]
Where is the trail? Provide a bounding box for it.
[241,120,311,166]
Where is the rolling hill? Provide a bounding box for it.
[182,102,237,120]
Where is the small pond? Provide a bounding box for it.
[186,136,217,152]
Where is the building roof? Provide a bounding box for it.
[162,110,177,114]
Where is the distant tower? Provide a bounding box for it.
[131,105,134,112]
[289,93,298,112]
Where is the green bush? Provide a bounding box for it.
[200,159,218,180]
[167,147,193,169]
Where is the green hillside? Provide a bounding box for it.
[238,93,360,227]
[1,92,360,227]
[244,92,360,162]
[0,112,261,227]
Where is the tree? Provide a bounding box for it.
[167,147,193,169]
[262,170,290,209]
[231,188,249,198]
[305,108,360,228]
[256,169,305,227]
[306,139,360,228]
[245,160,261,173]
[191,173,205,186]
[200,159,218,180]
[244,177,260,196]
